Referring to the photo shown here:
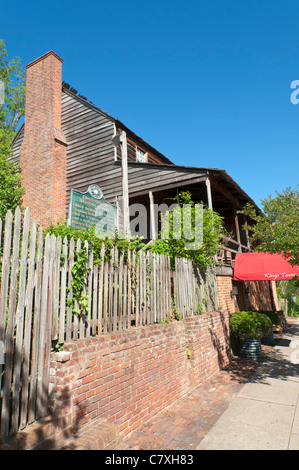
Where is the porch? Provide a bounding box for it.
[121,161,254,264]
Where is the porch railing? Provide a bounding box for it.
[217,234,252,266]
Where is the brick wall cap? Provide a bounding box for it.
[51,351,71,363]
[26,50,63,69]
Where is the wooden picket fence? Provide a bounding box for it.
[173,257,218,316]
[0,207,218,440]
[0,207,52,440]
[58,241,174,342]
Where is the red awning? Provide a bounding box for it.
[234,252,299,281]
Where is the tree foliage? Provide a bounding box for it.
[276,278,299,300]
[44,222,145,265]
[0,154,25,220]
[240,187,299,266]
[149,191,224,269]
[0,40,25,219]
[0,39,26,148]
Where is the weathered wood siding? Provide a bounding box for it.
[10,91,123,207]
[61,91,122,205]
[126,162,207,195]
[117,136,172,164]
[9,126,24,165]
[10,89,207,216]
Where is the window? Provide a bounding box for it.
[136,147,147,162]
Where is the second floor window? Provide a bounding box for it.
[136,148,146,162]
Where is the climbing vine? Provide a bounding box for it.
[67,247,90,318]
[45,222,145,265]
[148,191,224,270]
[44,192,223,324]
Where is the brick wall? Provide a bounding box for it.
[217,274,276,314]
[216,275,235,314]
[36,311,230,445]
[19,51,67,228]
[186,313,230,384]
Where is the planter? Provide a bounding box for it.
[261,324,274,346]
[239,338,262,360]
[230,311,272,359]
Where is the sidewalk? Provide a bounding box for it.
[119,319,299,451]
[197,318,299,450]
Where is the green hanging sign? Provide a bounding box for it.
[68,185,117,238]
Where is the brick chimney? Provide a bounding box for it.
[19,51,67,227]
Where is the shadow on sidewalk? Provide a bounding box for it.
[225,322,299,387]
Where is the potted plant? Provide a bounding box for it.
[230,311,272,359]
[253,311,280,346]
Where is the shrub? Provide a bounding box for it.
[148,191,224,269]
[252,310,280,326]
[230,311,272,340]
[43,221,145,265]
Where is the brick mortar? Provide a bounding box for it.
[0,312,230,450]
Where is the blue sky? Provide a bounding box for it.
[2,0,299,208]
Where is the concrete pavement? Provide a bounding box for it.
[197,319,299,450]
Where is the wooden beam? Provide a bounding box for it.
[121,130,130,238]
[234,204,242,252]
[209,174,243,209]
[149,191,156,240]
[205,175,213,210]
[128,176,207,198]
[220,235,250,252]
[243,215,250,249]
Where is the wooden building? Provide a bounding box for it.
[10,50,277,313]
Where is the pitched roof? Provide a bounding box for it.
[115,160,259,211]
[11,85,260,212]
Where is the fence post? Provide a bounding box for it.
[11,208,30,434]
[58,237,68,343]
[28,226,43,424]
[0,207,22,439]
[36,233,51,419]
[20,220,37,429]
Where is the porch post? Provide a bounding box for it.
[205,174,213,210]
[234,204,242,252]
[149,191,156,240]
[244,215,251,250]
[121,130,130,238]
